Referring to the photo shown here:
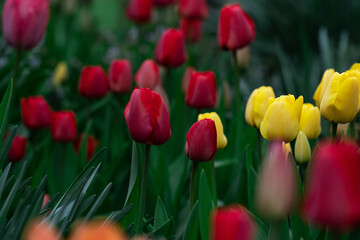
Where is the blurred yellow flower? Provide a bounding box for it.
[299,103,321,139]
[53,61,68,87]
[198,112,227,149]
[313,69,335,107]
[294,131,311,163]
[260,95,303,142]
[245,86,275,128]
[320,71,359,123]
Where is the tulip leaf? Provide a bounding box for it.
[84,182,112,221]
[246,147,257,212]
[182,202,199,240]
[0,79,13,143]
[290,213,311,240]
[154,196,169,230]
[199,170,214,240]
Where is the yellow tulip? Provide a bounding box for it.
[320,71,359,123]
[350,63,360,71]
[53,62,68,87]
[313,69,335,107]
[299,103,321,139]
[245,86,275,128]
[260,95,303,142]
[198,112,227,149]
[294,131,311,163]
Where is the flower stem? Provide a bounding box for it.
[61,142,65,192]
[232,50,242,156]
[211,159,217,207]
[189,161,198,210]
[331,122,338,138]
[257,129,262,162]
[13,50,22,84]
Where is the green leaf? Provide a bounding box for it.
[0,126,17,168]
[84,182,112,221]
[290,214,311,240]
[154,197,169,230]
[0,163,11,202]
[0,79,13,142]
[153,217,173,237]
[198,170,214,240]
[182,202,199,240]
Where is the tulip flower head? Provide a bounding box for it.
[135,60,161,89]
[126,0,152,23]
[179,0,208,20]
[294,131,311,164]
[5,134,27,162]
[313,69,335,107]
[74,134,99,161]
[211,205,257,240]
[42,194,50,209]
[53,62,69,87]
[186,71,217,109]
[185,119,217,162]
[198,112,227,149]
[299,103,321,139]
[180,19,203,43]
[68,220,127,240]
[154,0,177,7]
[21,96,51,130]
[125,88,171,145]
[50,111,77,142]
[108,59,133,94]
[23,219,61,240]
[78,66,109,99]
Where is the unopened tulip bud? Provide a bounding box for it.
[78,66,109,99]
[236,46,250,68]
[294,131,311,164]
[126,0,152,23]
[186,71,217,109]
[50,111,77,142]
[74,134,99,161]
[68,220,127,240]
[181,67,195,94]
[5,134,27,162]
[180,19,203,43]
[53,62,69,87]
[198,112,227,149]
[313,69,335,107]
[109,59,133,94]
[179,0,208,20]
[135,60,161,89]
[299,103,321,139]
[21,96,51,130]
[23,219,61,240]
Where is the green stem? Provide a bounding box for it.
[350,121,355,138]
[232,51,241,156]
[165,67,172,100]
[12,50,22,84]
[211,159,217,207]
[331,122,338,138]
[189,161,198,210]
[61,142,65,192]
[136,144,151,234]
[257,129,262,163]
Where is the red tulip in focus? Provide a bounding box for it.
[181,66,195,94]
[303,140,360,229]
[78,66,109,99]
[154,28,187,68]
[124,88,171,145]
[2,0,50,50]
[74,134,99,161]
[50,111,77,142]
[185,119,217,162]
[108,60,132,94]
[180,19,203,43]
[135,60,161,89]
[186,71,217,109]
[211,205,257,240]
[218,4,255,51]
[153,0,177,7]
[6,134,27,162]
[21,96,51,130]
[179,0,208,20]
[126,0,152,23]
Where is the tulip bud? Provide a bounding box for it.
[256,141,297,219]
[21,96,51,130]
[185,119,217,162]
[74,134,99,161]
[153,0,177,7]
[68,220,127,240]
[42,194,50,209]
[125,88,171,145]
[2,0,50,50]
[218,4,255,51]
[260,95,303,142]
[313,69,335,107]
[320,71,359,123]
[5,134,27,162]
[23,219,61,240]
[154,28,187,68]
[78,66,109,99]
[135,60,161,89]
[126,0,152,23]
[53,62,69,87]
[299,103,321,139]
[245,86,275,128]
[180,19,203,43]
[211,205,257,240]
[186,71,217,109]
[179,0,208,20]
[236,46,251,68]
[109,59,133,94]
[50,111,77,142]
[294,131,311,164]
[181,67,195,94]
[198,112,227,149]
[303,140,360,228]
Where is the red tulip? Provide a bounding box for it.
[5,134,27,162]
[2,0,50,50]
[179,0,208,20]
[180,18,203,43]
[181,66,195,94]
[154,28,187,68]
[186,71,217,109]
[50,111,77,142]
[218,4,255,51]
[303,140,360,228]
[135,60,161,89]
[211,205,257,240]
[108,59,133,94]
[21,96,51,130]
[124,88,171,145]
[185,119,217,162]
[74,134,99,161]
[78,66,109,99]
[42,194,50,209]
[126,0,152,23]
[153,0,177,7]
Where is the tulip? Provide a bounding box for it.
[260,95,303,142]
[245,86,275,128]
[320,71,359,123]
[294,131,311,164]
[23,219,60,240]
[21,96,51,130]
[6,134,27,162]
[255,141,297,219]
[180,19,203,43]
[53,62,68,87]
[78,66,109,99]
[303,140,360,228]
[299,103,321,139]
[50,111,77,142]
[135,60,161,89]
[181,66,195,94]
[126,0,152,23]
[2,0,50,50]
[42,194,50,209]
[217,4,255,51]
[74,134,99,161]
[313,69,335,107]
[350,63,360,71]
[68,220,127,240]
[124,88,171,145]
[109,59,133,94]
[211,205,257,240]
[154,28,187,68]
[153,0,177,6]
[236,46,251,68]
[198,112,227,149]
[186,71,217,109]
[185,119,217,162]
[179,0,208,20]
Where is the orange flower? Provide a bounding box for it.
[23,219,61,240]
[68,220,127,240]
